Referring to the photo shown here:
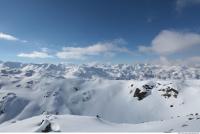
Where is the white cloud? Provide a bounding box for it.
[149,56,200,66]
[56,39,132,60]
[138,45,152,53]
[176,0,200,11]
[149,56,173,65]
[0,32,28,43]
[0,32,18,41]
[17,51,52,58]
[139,30,200,55]
[185,56,200,64]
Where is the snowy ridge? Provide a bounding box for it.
[0,61,200,80]
[0,61,200,132]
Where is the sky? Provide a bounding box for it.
[0,0,200,64]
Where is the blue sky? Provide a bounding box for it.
[0,0,200,64]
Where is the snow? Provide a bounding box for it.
[0,61,199,132]
[1,61,200,80]
[0,114,200,132]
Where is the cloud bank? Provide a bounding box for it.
[139,30,200,55]
[18,50,52,59]
[56,39,132,60]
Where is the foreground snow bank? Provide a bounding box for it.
[0,114,200,132]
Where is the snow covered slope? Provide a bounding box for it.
[0,61,199,132]
[0,114,200,132]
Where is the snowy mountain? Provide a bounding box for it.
[0,61,200,80]
[0,61,200,132]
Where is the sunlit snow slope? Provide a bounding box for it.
[0,61,199,132]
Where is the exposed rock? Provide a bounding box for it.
[132,82,155,101]
[12,80,20,84]
[133,88,148,100]
[25,70,35,77]
[1,69,21,75]
[73,87,79,92]
[16,84,21,87]
[181,124,188,127]
[42,123,52,132]
[39,119,52,133]
[0,83,3,89]
[159,87,179,99]
[157,83,161,85]
[188,118,193,120]
[27,81,33,85]
[142,84,154,90]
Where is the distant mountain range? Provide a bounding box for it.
[0,61,200,80]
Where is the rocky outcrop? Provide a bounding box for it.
[158,87,179,99]
[131,82,155,100]
[133,88,148,100]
